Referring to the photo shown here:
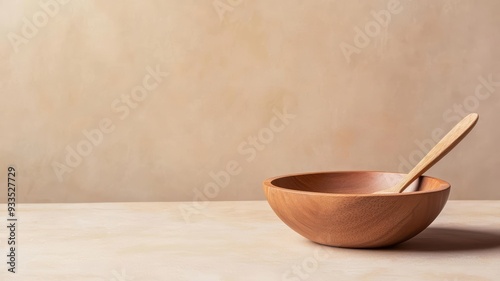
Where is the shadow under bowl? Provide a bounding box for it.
[263,171,450,248]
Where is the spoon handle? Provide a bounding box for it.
[391,113,479,193]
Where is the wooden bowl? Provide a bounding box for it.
[263,171,450,248]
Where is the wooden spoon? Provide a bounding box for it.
[377,113,479,194]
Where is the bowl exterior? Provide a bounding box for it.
[264,173,450,248]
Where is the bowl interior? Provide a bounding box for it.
[269,171,450,194]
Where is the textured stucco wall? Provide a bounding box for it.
[0,0,499,202]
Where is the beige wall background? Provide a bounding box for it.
[0,0,499,203]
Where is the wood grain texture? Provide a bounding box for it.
[263,171,450,248]
[385,113,478,193]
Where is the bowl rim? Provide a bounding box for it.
[263,170,451,197]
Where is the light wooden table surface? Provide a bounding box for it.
[0,200,499,281]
